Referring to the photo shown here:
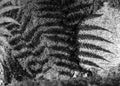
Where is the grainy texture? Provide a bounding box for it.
[7,0,110,81]
[2,1,120,86]
[84,2,120,77]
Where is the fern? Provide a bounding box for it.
[6,0,113,81]
[0,0,21,85]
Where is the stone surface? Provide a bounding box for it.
[83,2,120,77]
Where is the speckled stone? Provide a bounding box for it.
[82,2,120,77]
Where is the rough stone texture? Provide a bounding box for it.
[83,2,120,77]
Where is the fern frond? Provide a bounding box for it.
[0,27,17,84]
[13,41,26,50]
[14,50,32,59]
[0,0,25,84]
[79,43,112,53]
[0,6,20,15]
[86,13,103,19]
[80,25,111,32]
[79,59,102,68]
[46,35,72,45]
[49,54,79,65]
[54,61,79,71]
[0,17,20,25]
[79,51,109,62]
[7,0,113,80]
[78,34,113,43]
[43,29,72,36]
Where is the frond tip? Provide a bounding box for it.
[78,34,113,44]
[79,59,102,69]
[80,25,112,33]
[86,14,103,20]
[79,51,109,62]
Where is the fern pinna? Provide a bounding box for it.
[8,0,112,80]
